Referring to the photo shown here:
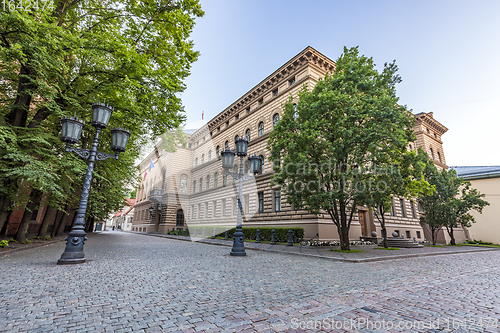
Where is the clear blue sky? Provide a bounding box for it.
[180,0,500,166]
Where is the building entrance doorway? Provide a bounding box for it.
[359,211,367,236]
[176,209,184,226]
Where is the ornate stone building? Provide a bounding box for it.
[132,46,463,242]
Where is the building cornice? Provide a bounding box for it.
[414,112,448,135]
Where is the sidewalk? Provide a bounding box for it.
[125,231,499,263]
[0,236,66,256]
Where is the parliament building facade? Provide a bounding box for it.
[131,46,464,243]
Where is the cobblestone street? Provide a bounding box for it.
[1,231,499,333]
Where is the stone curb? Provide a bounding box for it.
[0,238,66,257]
[123,231,499,263]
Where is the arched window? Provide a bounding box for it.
[216,146,220,157]
[201,154,205,164]
[214,172,218,188]
[409,144,412,150]
[430,148,435,160]
[195,157,198,167]
[225,140,229,151]
[199,177,203,192]
[245,129,251,142]
[259,155,265,174]
[193,180,196,193]
[235,135,239,142]
[438,152,442,163]
[206,175,210,190]
[208,150,212,161]
[258,122,264,137]
[273,113,280,127]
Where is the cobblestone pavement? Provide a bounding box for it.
[1,231,499,333]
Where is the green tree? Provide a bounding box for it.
[268,46,416,251]
[419,162,489,245]
[0,0,203,238]
[366,148,432,248]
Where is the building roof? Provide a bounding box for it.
[113,210,123,217]
[183,129,198,135]
[451,166,500,180]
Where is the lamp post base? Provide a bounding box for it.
[230,227,246,256]
[57,230,88,265]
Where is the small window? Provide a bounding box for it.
[293,103,298,119]
[198,203,201,219]
[226,121,229,128]
[411,201,416,218]
[217,127,220,133]
[223,171,227,186]
[193,180,196,194]
[258,122,264,137]
[258,192,264,213]
[195,157,198,167]
[246,107,250,114]
[245,129,251,142]
[213,200,217,217]
[205,203,209,218]
[225,141,229,151]
[409,144,412,150]
[233,198,237,216]
[201,154,204,164]
[214,172,218,188]
[289,77,295,86]
[259,155,265,174]
[416,231,421,239]
[438,152,442,163]
[258,98,263,105]
[434,133,437,138]
[216,146,220,157]
[400,199,405,218]
[222,199,226,216]
[235,135,239,142]
[208,150,212,161]
[274,190,281,212]
[418,202,424,212]
[430,148,435,160]
[390,200,395,216]
[188,143,192,148]
[199,178,202,192]
[206,175,210,190]
[427,128,430,134]
[235,114,239,121]
[406,231,411,239]
[273,113,280,127]
[273,88,278,96]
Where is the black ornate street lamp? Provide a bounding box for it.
[57,102,130,265]
[149,205,154,220]
[222,138,261,256]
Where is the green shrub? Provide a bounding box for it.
[0,240,9,248]
[44,236,51,240]
[33,236,41,240]
[215,227,304,242]
[22,239,31,244]
[8,238,16,243]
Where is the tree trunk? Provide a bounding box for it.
[447,227,456,245]
[56,211,70,236]
[15,190,43,242]
[0,197,12,235]
[85,216,95,233]
[431,226,437,245]
[7,66,35,127]
[38,206,57,238]
[51,209,64,238]
[381,216,388,248]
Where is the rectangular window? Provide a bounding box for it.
[418,202,424,212]
[214,173,218,188]
[223,172,227,186]
[273,88,278,96]
[233,197,237,216]
[411,202,416,218]
[289,77,295,86]
[274,190,281,212]
[390,199,395,216]
[222,199,226,216]
[406,231,411,239]
[205,203,209,218]
[416,231,421,239]
[400,199,405,218]
[244,195,249,214]
[246,107,250,114]
[198,204,201,219]
[226,121,229,128]
[258,192,264,213]
[213,200,217,217]
[235,114,239,121]
[217,127,220,133]
[258,98,263,105]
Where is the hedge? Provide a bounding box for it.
[168,226,304,242]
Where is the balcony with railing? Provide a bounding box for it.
[148,188,164,204]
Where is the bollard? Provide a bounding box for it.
[186,228,190,237]
[224,229,229,240]
[255,228,261,243]
[270,228,277,245]
[287,228,294,246]
[212,228,216,239]
[202,227,205,237]
[193,227,197,236]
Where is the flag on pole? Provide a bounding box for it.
[202,110,204,120]
[149,159,155,171]
[143,172,147,180]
